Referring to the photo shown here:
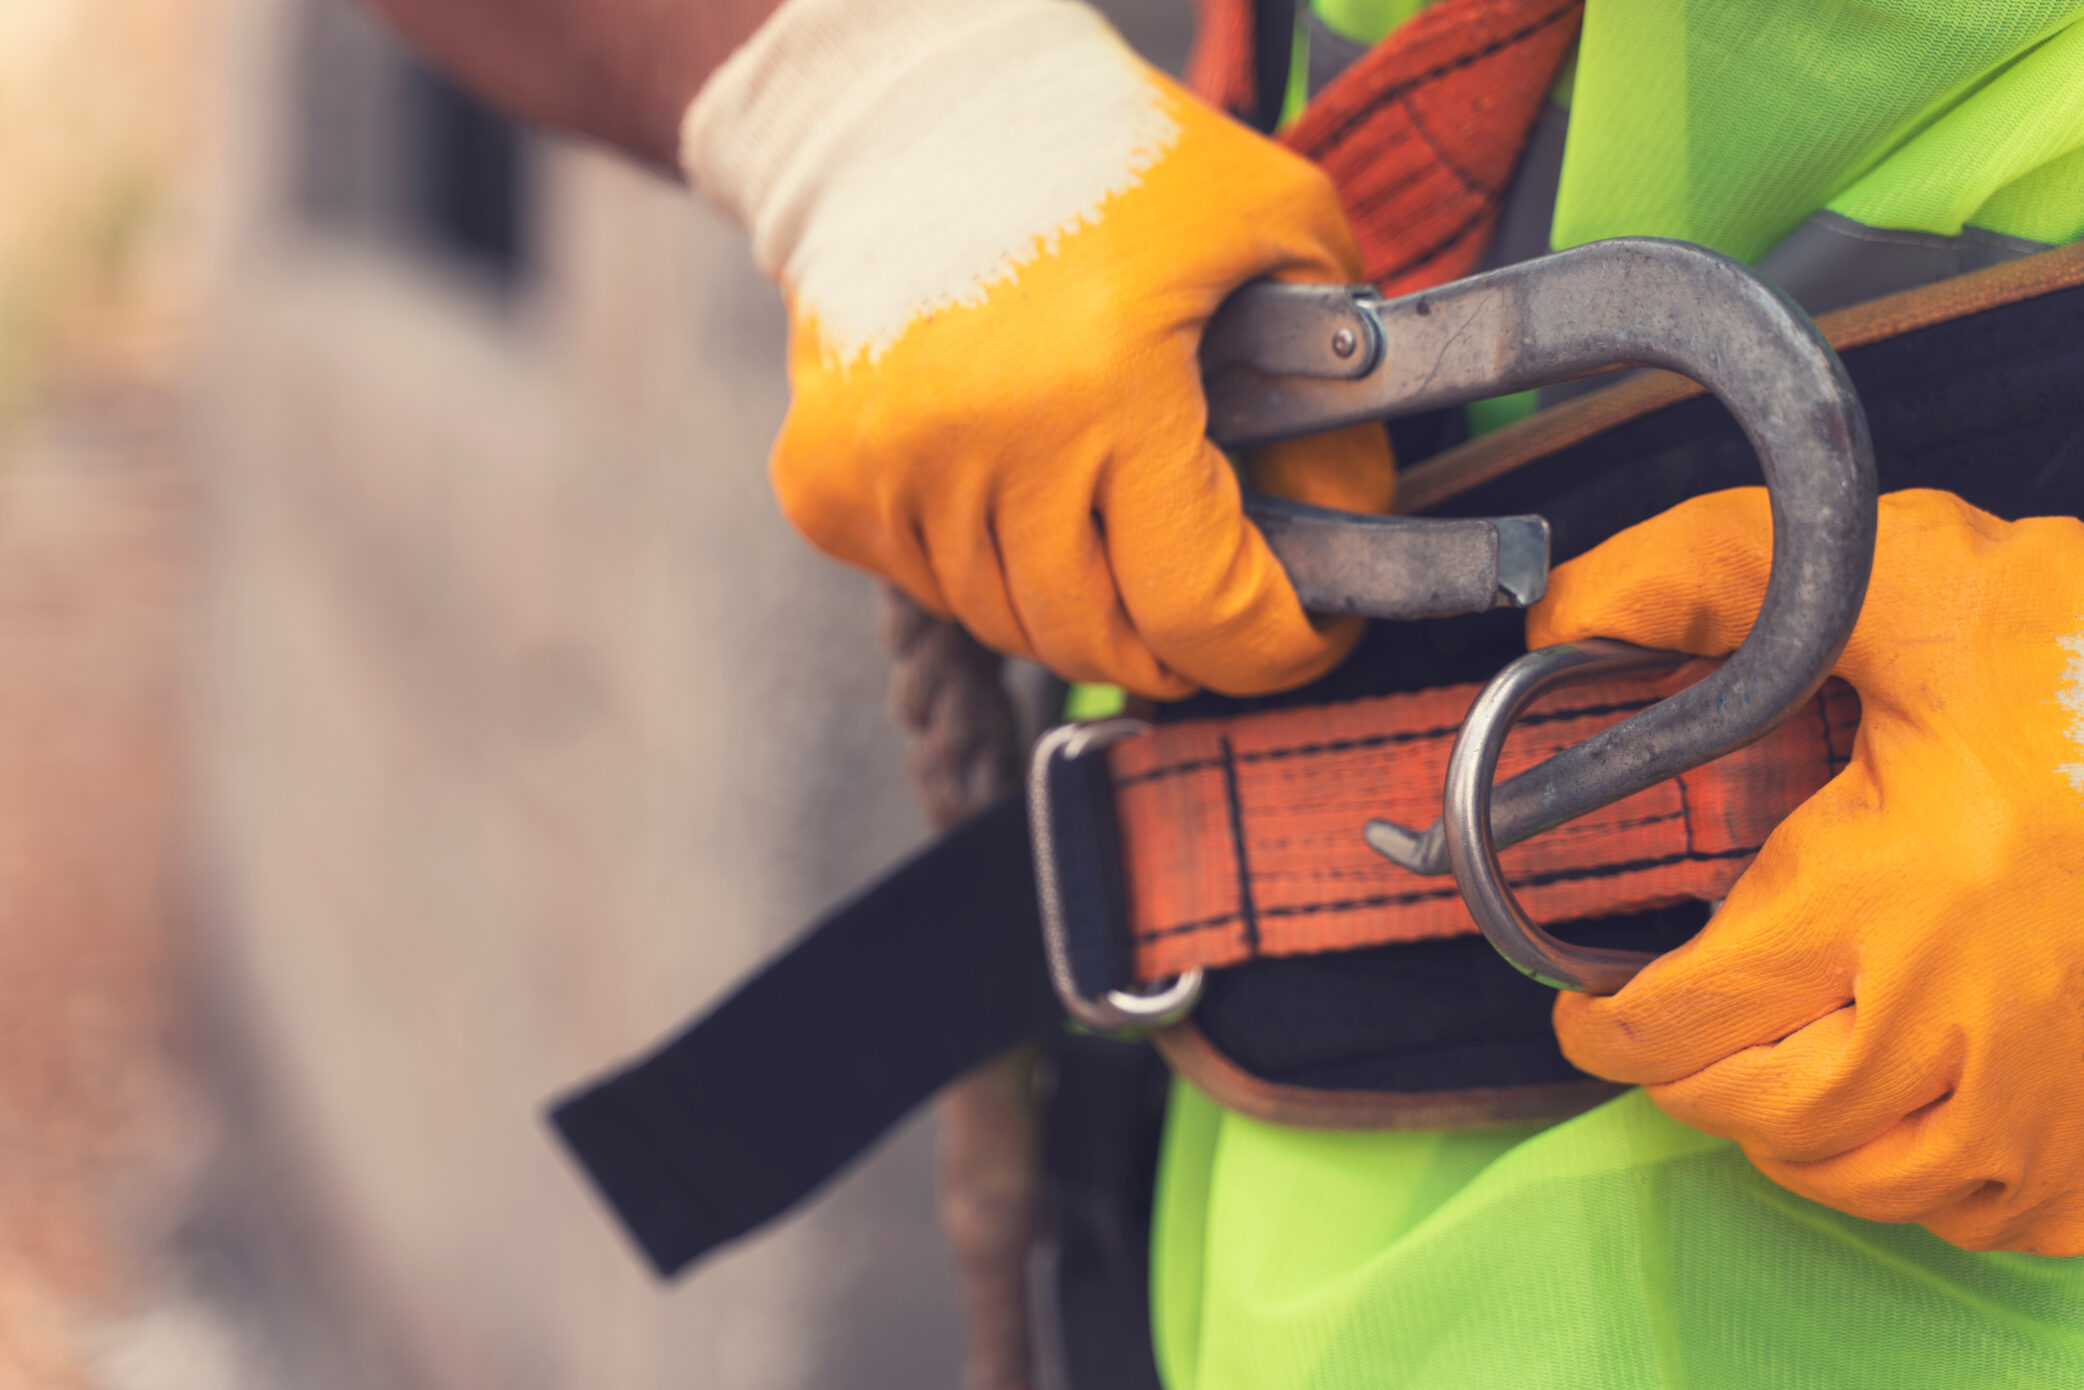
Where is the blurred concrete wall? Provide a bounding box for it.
[191,1,1191,1388]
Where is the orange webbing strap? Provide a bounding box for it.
[1184,0,1584,295]
[1108,665,1859,985]
[1280,0,1582,295]
[1186,0,1258,121]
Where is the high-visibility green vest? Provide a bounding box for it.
[1286,0,2084,256]
[1157,7,2084,1387]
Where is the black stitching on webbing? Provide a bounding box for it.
[1522,697,1662,726]
[1113,697,1659,789]
[1257,884,1474,923]
[1240,807,1685,875]
[1396,88,1496,199]
[1371,203,1497,283]
[1240,696,1659,764]
[1244,720,1460,761]
[1675,767,1695,858]
[1340,147,1440,219]
[1130,844,1757,943]
[1219,734,1261,955]
[1112,756,1229,788]
[1634,808,1688,829]
[1132,880,1466,943]
[1133,909,1246,942]
[1111,721,1460,788]
[1296,0,1581,162]
[1511,846,1756,888]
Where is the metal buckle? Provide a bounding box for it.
[1027,719,1203,1035]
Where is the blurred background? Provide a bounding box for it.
[0,0,1189,1385]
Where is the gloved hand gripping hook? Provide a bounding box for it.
[1202,283,1553,618]
[1208,239,1876,995]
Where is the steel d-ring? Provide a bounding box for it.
[1439,640,1687,993]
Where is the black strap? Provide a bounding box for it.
[548,792,1055,1278]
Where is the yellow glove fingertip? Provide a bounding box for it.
[1527,487,1775,654]
[1244,423,1396,516]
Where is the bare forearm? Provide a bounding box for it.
[355,0,780,171]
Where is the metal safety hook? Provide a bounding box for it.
[1329,239,1877,994]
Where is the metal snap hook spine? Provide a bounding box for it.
[1346,239,1877,993]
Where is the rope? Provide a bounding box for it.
[878,585,1025,828]
[878,584,1042,1390]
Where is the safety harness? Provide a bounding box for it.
[1195,0,1584,293]
[548,0,2084,1281]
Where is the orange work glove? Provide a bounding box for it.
[1529,487,2084,1255]
[679,0,1393,698]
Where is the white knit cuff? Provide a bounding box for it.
[683,0,1021,269]
[680,0,1178,364]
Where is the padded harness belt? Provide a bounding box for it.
[557,666,1854,1277]
[1108,667,1857,986]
